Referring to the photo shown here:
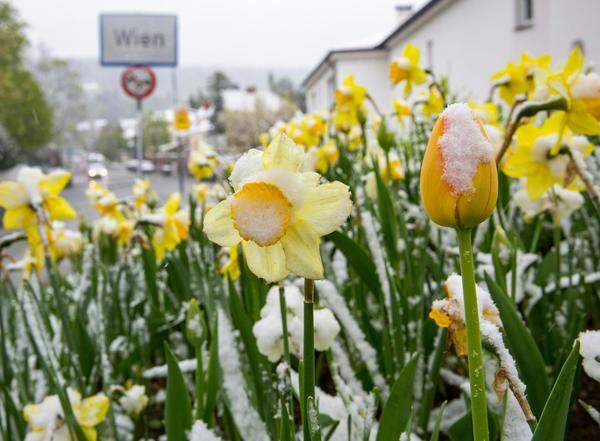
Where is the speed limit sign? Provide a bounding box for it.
[120,65,157,100]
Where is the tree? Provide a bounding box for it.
[268,73,306,112]
[220,98,296,152]
[206,71,238,134]
[93,123,127,161]
[142,113,171,155]
[33,51,87,148]
[0,2,53,167]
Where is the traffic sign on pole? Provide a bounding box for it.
[121,65,157,100]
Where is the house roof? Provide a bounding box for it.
[301,0,448,89]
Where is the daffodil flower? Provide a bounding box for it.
[132,178,156,212]
[334,76,367,132]
[502,113,594,199]
[388,43,428,97]
[203,134,352,282]
[23,389,109,441]
[0,167,75,232]
[547,47,600,136]
[393,99,412,125]
[149,193,190,260]
[112,383,148,418]
[315,140,339,173]
[219,244,241,280]
[491,52,551,105]
[420,87,445,118]
[49,222,84,260]
[514,184,584,223]
[188,143,219,180]
[93,216,134,247]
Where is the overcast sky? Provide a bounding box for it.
[16,0,425,69]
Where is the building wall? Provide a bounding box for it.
[387,0,600,100]
[336,52,391,114]
[304,0,600,112]
[305,66,335,113]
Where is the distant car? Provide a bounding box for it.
[126,159,155,174]
[160,163,173,175]
[87,152,106,163]
[88,162,108,179]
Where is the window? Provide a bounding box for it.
[327,76,335,106]
[426,39,434,70]
[515,0,534,29]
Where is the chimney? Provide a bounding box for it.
[395,3,413,24]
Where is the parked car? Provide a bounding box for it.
[88,162,108,180]
[126,159,155,174]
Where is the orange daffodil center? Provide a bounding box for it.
[203,133,352,283]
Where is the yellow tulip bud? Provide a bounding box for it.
[420,103,498,229]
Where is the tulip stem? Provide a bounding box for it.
[302,278,315,440]
[456,228,489,441]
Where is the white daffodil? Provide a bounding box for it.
[203,134,352,282]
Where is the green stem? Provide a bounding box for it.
[302,279,315,441]
[278,285,295,431]
[528,215,543,253]
[456,229,489,441]
[194,343,204,420]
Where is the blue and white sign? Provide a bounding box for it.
[100,14,178,67]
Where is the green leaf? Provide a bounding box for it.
[429,401,446,441]
[373,161,399,262]
[484,273,550,417]
[533,340,580,441]
[328,231,382,298]
[203,318,220,427]
[376,354,418,441]
[164,343,192,441]
[447,409,498,441]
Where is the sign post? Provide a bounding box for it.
[173,107,191,196]
[120,65,157,176]
[99,13,178,175]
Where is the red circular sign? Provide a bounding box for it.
[120,65,157,100]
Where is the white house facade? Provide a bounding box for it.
[302,0,600,113]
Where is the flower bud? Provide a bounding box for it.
[185,299,208,347]
[420,103,498,229]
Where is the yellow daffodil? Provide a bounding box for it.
[111,382,148,418]
[468,101,500,127]
[93,216,134,247]
[388,43,428,97]
[315,140,339,173]
[0,167,75,232]
[203,134,352,282]
[86,182,123,219]
[420,103,497,229]
[491,52,551,104]
[393,99,412,125]
[514,184,584,223]
[430,274,501,356]
[502,113,594,199]
[150,193,190,260]
[23,388,109,441]
[49,223,84,260]
[334,76,367,132]
[347,125,362,151]
[420,88,445,118]
[193,183,209,202]
[219,244,241,280]
[547,47,600,136]
[188,143,218,180]
[132,178,156,212]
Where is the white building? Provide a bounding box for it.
[222,87,283,112]
[303,0,600,113]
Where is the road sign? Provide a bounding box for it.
[174,107,191,131]
[100,14,178,66]
[121,65,157,100]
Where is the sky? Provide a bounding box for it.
[15,0,425,69]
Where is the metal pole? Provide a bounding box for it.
[177,134,185,196]
[136,99,143,177]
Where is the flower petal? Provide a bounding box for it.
[203,199,242,246]
[3,206,35,230]
[76,394,110,427]
[45,196,76,221]
[0,182,28,209]
[242,240,288,282]
[297,181,352,236]
[262,133,304,172]
[39,170,71,196]
[281,220,323,280]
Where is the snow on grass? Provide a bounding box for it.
[579,330,600,382]
[188,420,222,440]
